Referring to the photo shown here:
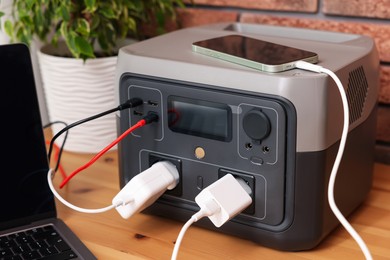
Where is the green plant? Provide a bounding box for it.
[4,0,184,60]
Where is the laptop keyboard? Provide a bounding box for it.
[0,225,78,260]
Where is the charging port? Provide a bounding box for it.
[133,110,143,116]
[149,153,182,197]
[218,169,255,215]
[147,100,159,107]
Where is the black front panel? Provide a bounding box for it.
[118,74,297,229]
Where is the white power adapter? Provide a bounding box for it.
[113,161,179,219]
[195,174,252,227]
[171,174,253,260]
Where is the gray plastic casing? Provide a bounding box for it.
[114,23,379,251]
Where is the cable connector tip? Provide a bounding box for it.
[118,97,143,110]
[143,112,159,124]
[295,60,323,73]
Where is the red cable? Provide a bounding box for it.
[59,119,146,189]
[55,144,68,180]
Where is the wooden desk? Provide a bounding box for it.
[50,147,390,259]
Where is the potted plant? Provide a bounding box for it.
[3,0,184,153]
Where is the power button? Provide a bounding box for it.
[243,110,271,142]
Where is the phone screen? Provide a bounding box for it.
[192,34,318,72]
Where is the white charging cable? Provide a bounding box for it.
[47,161,180,217]
[171,174,252,260]
[295,60,373,260]
[47,168,119,213]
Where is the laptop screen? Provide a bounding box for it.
[0,43,56,230]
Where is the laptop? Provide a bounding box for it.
[0,43,96,260]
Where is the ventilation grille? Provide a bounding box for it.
[346,66,369,124]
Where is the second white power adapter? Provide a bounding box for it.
[195,174,253,227]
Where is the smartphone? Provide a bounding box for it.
[192,34,319,73]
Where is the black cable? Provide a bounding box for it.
[47,97,143,164]
[43,121,69,173]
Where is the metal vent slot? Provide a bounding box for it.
[346,66,369,124]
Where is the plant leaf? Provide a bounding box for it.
[75,36,94,58]
[99,7,117,19]
[76,18,90,36]
[65,33,80,59]
[90,15,100,31]
[60,21,69,39]
[3,21,14,39]
[84,0,97,12]
[60,5,71,22]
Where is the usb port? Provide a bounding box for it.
[133,110,143,116]
[147,100,158,107]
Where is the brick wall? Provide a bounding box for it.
[163,0,390,164]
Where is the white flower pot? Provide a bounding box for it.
[38,42,119,153]
[0,0,12,44]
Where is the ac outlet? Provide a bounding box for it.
[149,153,183,196]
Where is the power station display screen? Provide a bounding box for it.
[168,96,232,141]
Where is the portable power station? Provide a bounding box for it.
[114,23,379,251]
